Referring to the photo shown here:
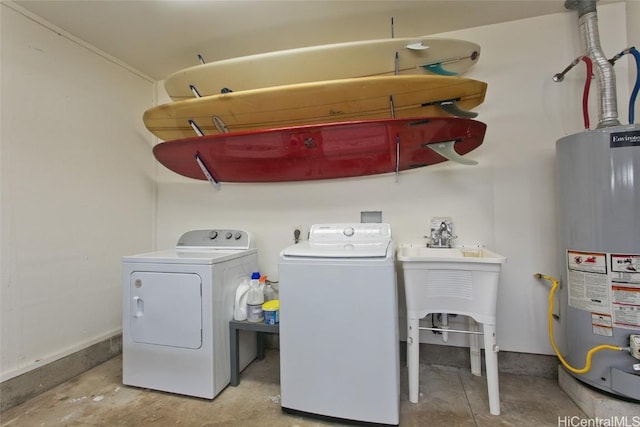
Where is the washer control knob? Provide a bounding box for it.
[234,232,242,240]
[225,232,233,239]
[209,231,218,240]
[343,227,355,237]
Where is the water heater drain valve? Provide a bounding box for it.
[630,334,640,360]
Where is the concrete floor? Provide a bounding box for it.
[1,350,585,427]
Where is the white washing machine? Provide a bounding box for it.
[122,229,258,399]
[278,223,399,425]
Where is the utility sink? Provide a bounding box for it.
[397,244,506,263]
[396,243,506,323]
[397,243,506,415]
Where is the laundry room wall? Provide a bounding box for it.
[154,2,632,355]
[627,1,640,90]
[0,3,156,380]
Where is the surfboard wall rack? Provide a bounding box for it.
[189,85,202,98]
[394,134,401,182]
[194,153,220,189]
[188,119,204,136]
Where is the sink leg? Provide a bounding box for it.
[483,323,500,415]
[441,313,449,343]
[469,317,481,376]
[407,316,420,403]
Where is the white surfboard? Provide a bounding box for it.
[164,37,480,100]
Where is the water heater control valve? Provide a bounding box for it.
[630,334,640,360]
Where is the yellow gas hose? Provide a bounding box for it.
[534,273,623,374]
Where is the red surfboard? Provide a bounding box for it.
[153,117,486,183]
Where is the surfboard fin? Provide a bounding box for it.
[423,140,478,166]
[436,100,478,118]
[419,51,479,76]
[406,42,429,51]
[212,116,229,133]
[420,63,458,76]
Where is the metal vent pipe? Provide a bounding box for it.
[566,0,621,128]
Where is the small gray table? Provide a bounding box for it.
[229,320,280,386]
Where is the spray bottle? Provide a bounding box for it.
[262,276,277,301]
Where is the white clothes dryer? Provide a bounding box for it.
[278,223,399,425]
[122,229,257,399]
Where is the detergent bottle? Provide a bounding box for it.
[233,277,251,321]
[246,272,264,323]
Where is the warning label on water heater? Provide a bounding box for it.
[610,254,640,329]
[567,250,640,330]
[611,254,640,279]
[567,250,609,312]
[591,313,613,337]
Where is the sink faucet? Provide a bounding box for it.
[428,218,456,248]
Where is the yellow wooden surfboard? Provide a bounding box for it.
[164,37,480,100]
[144,75,487,140]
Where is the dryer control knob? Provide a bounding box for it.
[225,232,233,239]
[234,232,242,240]
[209,231,218,240]
[343,227,355,237]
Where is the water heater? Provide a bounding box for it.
[556,124,640,400]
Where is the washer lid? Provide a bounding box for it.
[282,240,392,258]
[282,223,392,258]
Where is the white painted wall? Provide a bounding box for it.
[626,0,639,106]
[0,1,634,382]
[154,3,631,354]
[0,4,156,380]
